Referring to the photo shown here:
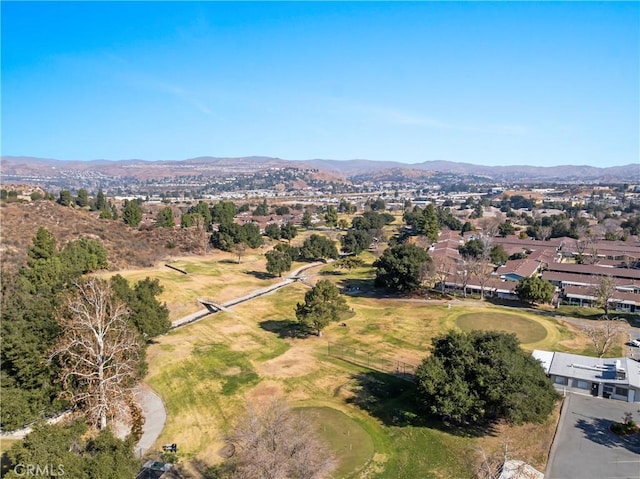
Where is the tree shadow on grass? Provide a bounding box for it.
[337,278,393,299]
[218,259,239,265]
[319,270,344,276]
[258,319,309,339]
[347,371,498,438]
[243,270,274,280]
[575,417,640,454]
[1,452,12,477]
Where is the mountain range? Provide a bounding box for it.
[1,155,638,183]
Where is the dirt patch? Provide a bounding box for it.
[555,320,594,351]
[255,345,319,378]
[246,380,285,402]
[220,366,242,376]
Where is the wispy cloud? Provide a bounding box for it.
[107,56,214,116]
[333,99,528,135]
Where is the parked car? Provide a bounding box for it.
[630,339,640,347]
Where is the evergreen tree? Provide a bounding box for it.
[95,188,107,211]
[122,200,142,227]
[341,230,373,255]
[156,207,175,227]
[421,204,440,243]
[324,205,338,228]
[253,198,269,216]
[57,190,73,207]
[27,227,57,266]
[75,188,89,207]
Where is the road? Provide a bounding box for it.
[546,393,640,479]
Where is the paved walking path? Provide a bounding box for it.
[171,261,325,328]
[134,384,166,458]
[0,411,73,440]
[134,260,327,453]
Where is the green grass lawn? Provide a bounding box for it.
[141,255,586,477]
[298,407,374,478]
[456,312,548,344]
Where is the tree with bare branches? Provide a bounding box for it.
[583,321,623,358]
[593,275,619,319]
[226,398,336,479]
[50,279,141,430]
[537,226,552,242]
[469,257,494,300]
[456,260,473,298]
[432,256,454,294]
[235,242,247,264]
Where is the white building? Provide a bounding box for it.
[533,350,640,403]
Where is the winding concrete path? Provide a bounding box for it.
[134,260,328,454]
[134,384,166,458]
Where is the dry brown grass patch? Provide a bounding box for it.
[475,401,562,472]
[255,344,319,378]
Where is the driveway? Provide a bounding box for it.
[546,393,640,479]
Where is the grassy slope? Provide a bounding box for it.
[143,259,579,477]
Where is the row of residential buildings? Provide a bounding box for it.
[430,232,640,313]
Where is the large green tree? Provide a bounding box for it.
[296,280,350,335]
[489,244,509,265]
[210,221,263,251]
[211,201,236,224]
[57,190,73,206]
[515,276,555,305]
[300,234,338,261]
[187,201,213,229]
[95,188,107,211]
[420,204,440,243]
[415,330,559,425]
[265,249,292,277]
[27,226,57,266]
[302,210,313,228]
[2,230,111,430]
[352,211,394,231]
[341,230,373,255]
[374,243,431,292]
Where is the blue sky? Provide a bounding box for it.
[2,1,638,167]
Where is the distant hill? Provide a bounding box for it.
[1,155,638,182]
[301,158,640,181]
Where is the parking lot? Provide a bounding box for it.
[546,393,640,479]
